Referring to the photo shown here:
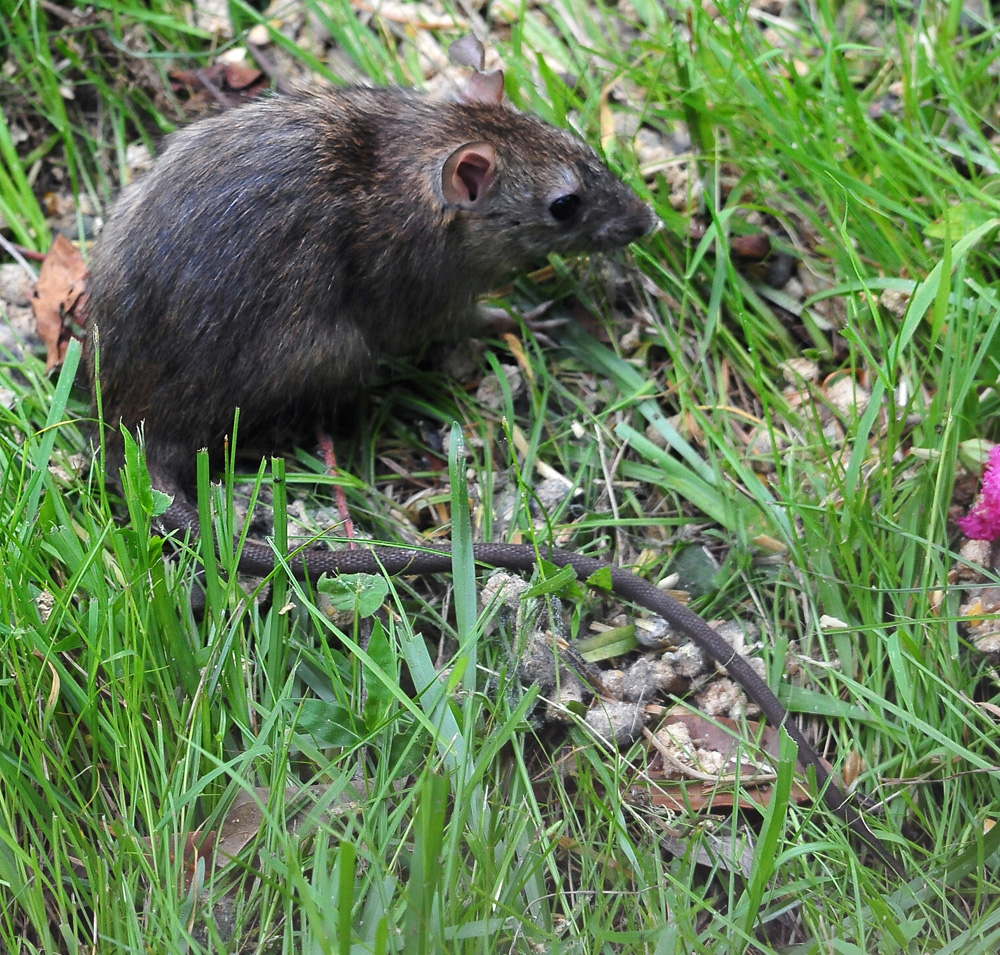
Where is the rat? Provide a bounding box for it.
[83,37,904,877]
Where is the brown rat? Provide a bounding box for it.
[83,41,903,876]
[87,55,655,497]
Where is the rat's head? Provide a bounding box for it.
[427,45,657,276]
[437,119,656,267]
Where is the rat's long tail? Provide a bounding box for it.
[158,494,907,878]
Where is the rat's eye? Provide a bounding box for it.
[549,194,581,222]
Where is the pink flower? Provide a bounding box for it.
[959,446,1000,541]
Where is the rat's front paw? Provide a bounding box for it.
[475,302,568,346]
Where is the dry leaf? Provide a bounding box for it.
[645,713,828,812]
[31,234,88,370]
[169,63,267,105]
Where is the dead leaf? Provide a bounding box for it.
[655,818,757,877]
[644,713,830,812]
[139,783,368,893]
[169,63,267,109]
[31,234,88,370]
[730,232,771,261]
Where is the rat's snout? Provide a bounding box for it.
[594,201,659,249]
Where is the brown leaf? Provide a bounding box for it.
[645,713,829,812]
[730,232,771,261]
[687,222,772,263]
[213,789,267,864]
[31,234,89,370]
[169,63,267,107]
[140,783,368,893]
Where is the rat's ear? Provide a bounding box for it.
[441,142,497,209]
[449,35,485,71]
[461,69,504,105]
[449,34,505,104]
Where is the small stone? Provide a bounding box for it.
[665,641,707,679]
[621,655,684,701]
[586,701,647,747]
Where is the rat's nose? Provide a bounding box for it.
[594,201,659,249]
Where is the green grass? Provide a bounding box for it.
[3,0,1000,951]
